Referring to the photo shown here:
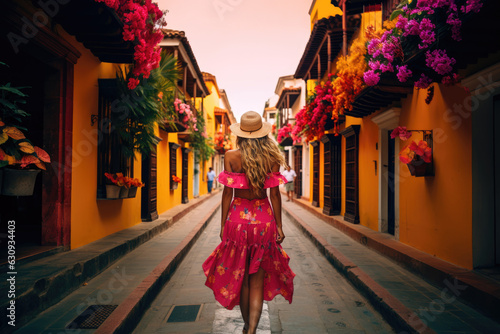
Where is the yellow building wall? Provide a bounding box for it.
[66,30,142,250]
[398,84,472,269]
[310,0,342,30]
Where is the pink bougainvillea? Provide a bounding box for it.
[96,0,165,89]
[363,0,483,88]
[174,98,198,131]
[277,123,292,143]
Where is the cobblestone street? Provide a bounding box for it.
[134,198,394,333]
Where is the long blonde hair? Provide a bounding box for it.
[237,136,286,193]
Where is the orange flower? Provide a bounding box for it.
[217,264,226,275]
[172,175,182,183]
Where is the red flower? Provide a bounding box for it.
[390,126,412,141]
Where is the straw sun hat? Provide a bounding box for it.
[229,111,272,139]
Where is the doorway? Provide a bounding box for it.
[293,146,302,198]
[495,98,500,265]
[311,141,320,207]
[387,131,395,235]
[371,108,400,238]
[141,151,158,221]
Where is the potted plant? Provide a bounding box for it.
[0,127,50,195]
[171,175,181,190]
[392,127,433,177]
[127,177,144,198]
[277,123,293,147]
[104,173,124,199]
[0,65,51,196]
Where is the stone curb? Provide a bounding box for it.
[286,196,500,321]
[95,199,220,334]
[1,191,219,333]
[283,206,434,334]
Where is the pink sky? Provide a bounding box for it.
[157,0,312,119]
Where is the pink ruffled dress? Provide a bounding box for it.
[202,171,295,310]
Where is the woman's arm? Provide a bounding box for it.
[269,163,285,244]
[220,151,234,240]
[220,185,233,240]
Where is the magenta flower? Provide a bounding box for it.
[363,70,380,86]
[461,0,483,13]
[425,49,456,75]
[396,65,412,83]
[441,73,460,86]
[415,74,432,89]
[390,126,412,141]
[380,63,394,73]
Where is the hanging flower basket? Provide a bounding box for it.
[171,181,178,190]
[406,155,433,177]
[106,185,121,199]
[279,136,293,147]
[1,169,40,196]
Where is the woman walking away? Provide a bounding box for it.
[202,111,295,334]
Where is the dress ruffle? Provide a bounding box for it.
[217,170,287,189]
[202,197,295,310]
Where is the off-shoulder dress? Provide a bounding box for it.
[202,171,295,310]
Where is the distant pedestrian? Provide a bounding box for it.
[203,111,295,334]
[207,167,216,193]
[282,166,297,202]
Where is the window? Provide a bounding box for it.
[97,79,133,199]
[169,142,181,190]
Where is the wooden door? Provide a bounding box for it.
[141,151,158,221]
[341,126,360,224]
[495,97,500,264]
[312,141,320,207]
[388,131,395,235]
[293,146,303,198]
[322,134,341,215]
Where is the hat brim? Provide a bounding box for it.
[230,122,272,139]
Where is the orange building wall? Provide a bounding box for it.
[358,115,380,231]
[398,84,472,269]
[65,30,142,250]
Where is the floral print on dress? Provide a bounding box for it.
[202,196,295,310]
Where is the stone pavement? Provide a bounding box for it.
[282,200,500,334]
[13,194,221,334]
[134,204,395,333]
[2,190,220,333]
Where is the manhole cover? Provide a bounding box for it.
[67,305,118,329]
[167,304,202,323]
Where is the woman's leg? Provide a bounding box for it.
[240,269,250,333]
[247,267,266,334]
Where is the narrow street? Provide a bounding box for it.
[134,195,395,334]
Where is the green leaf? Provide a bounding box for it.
[390,9,404,21]
[0,85,29,97]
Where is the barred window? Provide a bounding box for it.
[97,79,133,199]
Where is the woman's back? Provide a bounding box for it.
[224,149,279,200]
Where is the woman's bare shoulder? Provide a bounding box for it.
[224,149,242,172]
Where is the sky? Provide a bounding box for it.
[157,0,312,119]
